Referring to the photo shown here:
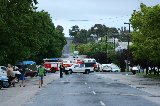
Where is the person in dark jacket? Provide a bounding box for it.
[59,63,65,78]
[19,65,26,87]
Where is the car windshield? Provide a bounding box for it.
[0,66,6,71]
[80,64,84,67]
[109,65,119,69]
[74,65,79,67]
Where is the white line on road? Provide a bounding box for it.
[92,91,96,95]
[85,82,87,85]
[100,101,106,106]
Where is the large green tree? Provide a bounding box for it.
[130,3,160,74]
[0,0,66,65]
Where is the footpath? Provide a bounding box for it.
[0,73,60,106]
[96,73,160,105]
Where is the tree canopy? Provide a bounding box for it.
[0,0,66,65]
[130,3,160,70]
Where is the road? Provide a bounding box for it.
[24,72,159,106]
[62,37,72,55]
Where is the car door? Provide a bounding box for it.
[72,64,79,72]
[79,64,85,72]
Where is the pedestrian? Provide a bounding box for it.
[59,63,64,78]
[38,64,45,88]
[6,64,16,87]
[19,66,26,87]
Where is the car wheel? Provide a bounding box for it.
[88,70,90,74]
[2,81,10,88]
[35,73,38,77]
[69,70,72,74]
[85,69,90,74]
[0,82,2,89]
[50,67,55,73]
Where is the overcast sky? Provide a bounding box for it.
[37,0,160,36]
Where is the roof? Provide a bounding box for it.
[16,61,36,65]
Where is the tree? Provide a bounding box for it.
[0,0,66,65]
[130,3,160,75]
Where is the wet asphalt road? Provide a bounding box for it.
[24,72,159,106]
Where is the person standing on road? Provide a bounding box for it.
[6,64,16,87]
[19,66,26,87]
[38,64,45,88]
[59,63,64,78]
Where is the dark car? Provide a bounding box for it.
[16,61,38,77]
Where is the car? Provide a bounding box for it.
[65,63,92,74]
[132,66,139,71]
[0,66,7,76]
[100,64,112,72]
[13,66,21,82]
[16,61,38,77]
[106,63,121,72]
[131,66,139,74]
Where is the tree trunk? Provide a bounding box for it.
[146,67,148,75]
[154,67,156,75]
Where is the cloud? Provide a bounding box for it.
[37,0,160,36]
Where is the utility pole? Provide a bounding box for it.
[124,22,131,72]
[106,34,108,63]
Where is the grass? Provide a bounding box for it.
[136,71,160,80]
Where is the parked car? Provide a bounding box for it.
[106,63,121,72]
[16,61,38,77]
[131,66,139,74]
[0,76,9,89]
[0,66,7,76]
[13,66,21,82]
[100,64,112,72]
[0,66,11,88]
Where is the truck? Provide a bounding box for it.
[83,58,96,72]
[43,58,61,73]
[65,63,94,74]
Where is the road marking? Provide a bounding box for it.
[92,91,96,95]
[100,101,106,106]
[85,82,87,85]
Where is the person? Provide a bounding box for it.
[59,63,64,78]
[19,66,26,87]
[6,64,16,87]
[38,64,45,88]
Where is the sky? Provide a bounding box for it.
[37,0,160,37]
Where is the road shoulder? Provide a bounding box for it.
[0,73,59,106]
[96,73,160,105]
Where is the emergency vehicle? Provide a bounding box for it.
[43,58,61,73]
[83,58,97,72]
[62,60,73,68]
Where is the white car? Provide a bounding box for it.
[0,66,21,82]
[65,63,91,74]
[106,64,121,72]
[100,64,112,72]
[132,66,139,71]
[0,66,7,76]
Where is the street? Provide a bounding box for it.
[24,72,159,106]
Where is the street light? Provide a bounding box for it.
[124,22,131,72]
